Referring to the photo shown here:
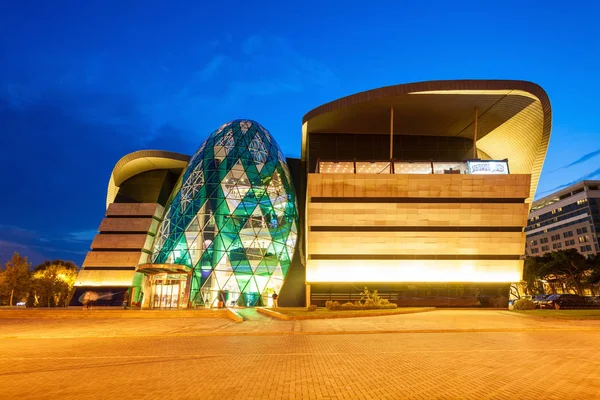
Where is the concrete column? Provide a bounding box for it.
[305,284,311,307]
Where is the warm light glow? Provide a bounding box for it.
[75,270,135,287]
[306,260,522,283]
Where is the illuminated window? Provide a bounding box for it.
[394,161,432,174]
[355,161,390,174]
[319,161,354,174]
[578,236,590,243]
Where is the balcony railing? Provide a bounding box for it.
[316,159,510,175]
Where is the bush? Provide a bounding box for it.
[324,296,398,311]
[513,298,537,310]
[307,305,317,311]
[325,301,341,310]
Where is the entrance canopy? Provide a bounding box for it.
[136,263,192,275]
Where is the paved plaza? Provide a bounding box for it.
[1,310,600,399]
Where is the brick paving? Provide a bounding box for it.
[1,310,600,399]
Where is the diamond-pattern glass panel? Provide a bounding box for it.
[152,120,299,307]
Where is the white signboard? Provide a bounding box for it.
[467,161,508,175]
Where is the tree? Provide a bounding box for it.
[584,255,600,295]
[542,250,589,296]
[32,260,78,307]
[0,252,32,306]
[522,256,547,295]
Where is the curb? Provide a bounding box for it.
[3,326,600,340]
[257,307,436,320]
[226,308,244,323]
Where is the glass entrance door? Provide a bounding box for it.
[152,282,180,308]
[149,274,189,308]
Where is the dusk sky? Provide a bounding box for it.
[1,1,599,266]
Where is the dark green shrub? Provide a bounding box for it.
[325,301,342,310]
[513,298,536,310]
[307,305,317,311]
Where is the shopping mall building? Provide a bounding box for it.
[72,80,552,308]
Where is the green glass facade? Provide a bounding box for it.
[151,120,299,307]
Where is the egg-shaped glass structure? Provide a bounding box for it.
[151,120,298,307]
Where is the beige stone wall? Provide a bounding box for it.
[77,202,162,287]
[82,251,148,267]
[99,218,155,233]
[307,173,531,199]
[305,173,532,283]
[106,203,164,218]
[309,231,525,255]
[75,269,137,287]
[91,234,150,250]
[309,203,529,227]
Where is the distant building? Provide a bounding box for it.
[525,180,600,257]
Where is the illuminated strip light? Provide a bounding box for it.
[306,260,522,283]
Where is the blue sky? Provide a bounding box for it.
[1,0,599,266]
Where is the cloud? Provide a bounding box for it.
[68,230,98,242]
[550,148,600,172]
[537,167,600,195]
[195,55,227,82]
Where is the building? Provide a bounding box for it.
[525,180,600,258]
[301,80,551,307]
[73,123,301,308]
[73,79,552,308]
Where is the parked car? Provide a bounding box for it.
[531,294,551,308]
[538,294,588,309]
[585,296,600,306]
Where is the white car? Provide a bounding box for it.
[15,302,26,306]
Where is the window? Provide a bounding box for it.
[577,199,588,205]
[578,235,590,243]
[551,234,560,241]
[563,231,574,238]
[540,237,549,244]
[531,248,539,254]
[576,227,588,234]
[541,245,549,252]
[580,245,592,252]
[565,239,576,246]
[553,243,562,250]
[530,240,538,246]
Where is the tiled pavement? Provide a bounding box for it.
[1,310,600,399]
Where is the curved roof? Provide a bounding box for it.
[106,150,190,208]
[302,80,552,203]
